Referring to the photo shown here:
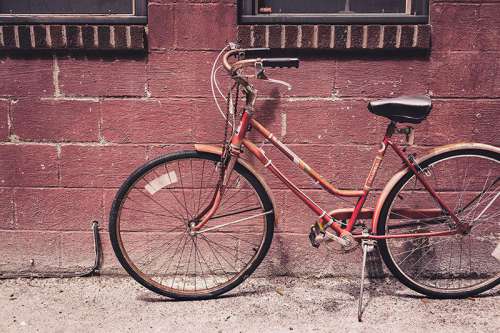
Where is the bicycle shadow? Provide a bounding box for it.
[136,287,268,303]
[396,288,500,299]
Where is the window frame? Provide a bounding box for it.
[0,0,147,24]
[238,0,428,25]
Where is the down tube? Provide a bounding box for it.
[241,139,344,235]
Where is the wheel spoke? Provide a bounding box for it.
[383,151,499,295]
[111,153,273,298]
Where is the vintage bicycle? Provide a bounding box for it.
[109,44,499,320]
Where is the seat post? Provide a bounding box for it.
[385,121,397,139]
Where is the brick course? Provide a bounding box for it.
[0,0,499,277]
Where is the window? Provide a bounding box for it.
[0,0,147,24]
[239,0,429,24]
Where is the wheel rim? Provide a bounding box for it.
[114,154,271,296]
[384,152,500,293]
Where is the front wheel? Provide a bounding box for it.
[109,151,275,300]
[378,147,500,298]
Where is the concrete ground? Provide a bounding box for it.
[0,276,498,333]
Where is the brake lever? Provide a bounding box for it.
[263,77,292,91]
[255,61,293,91]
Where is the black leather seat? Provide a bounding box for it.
[368,95,432,124]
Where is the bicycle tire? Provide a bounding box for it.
[109,150,275,300]
[377,147,500,298]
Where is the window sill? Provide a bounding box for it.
[237,24,431,50]
[0,25,146,51]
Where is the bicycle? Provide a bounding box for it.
[109,44,499,321]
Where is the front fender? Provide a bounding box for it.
[372,142,500,233]
[194,144,279,224]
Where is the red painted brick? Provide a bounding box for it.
[268,25,282,49]
[33,25,48,48]
[366,25,381,49]
[60,145,146,187]
[0,145,59,187]
[400,25,415,49]
[282,100,386,145]
[147,51,220,97]
[301,25,314,48]
[12,99,99,142]
[470,100,500,146]
[383,25,397,49]
[350,25,363,49]
[130,26,145,49]
[0,188,14,229]
[334,25,348,49]
[61,231,119,272]
[99,99,194,143]
[145,144,195,160]
[2,26,16,48]
[253,59,335,97]
[431,3,481,51]
[419,100,500,146]
[0,231,60,272]
[18,25,32,49]
[189,99,227,143]
[335,58,430,98]
[253,25,266,48]
[317,25,331,49]
[0,100,8,141]
[97,26,112,48]
[479,4,500,51]
[50,25,65,48]
[175,3,236,50]
[58,56,147,97]
[82,25,96,49]
[14,188,103,231]
[285,25,298,48]
[148,3,175,51]
[418,100,473,145]
[0,57,53,97]
[430,52,500,98]
[237,25,251,48]
[113,26,127,49]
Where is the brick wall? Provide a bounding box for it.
[0,0,499,277]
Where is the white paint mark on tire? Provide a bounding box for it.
[145,171,178,195]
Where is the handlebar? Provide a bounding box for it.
[222,48,300,73]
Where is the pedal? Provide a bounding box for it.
[308,223,324,248]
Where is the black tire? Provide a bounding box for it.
[377,148,500,298]
[109,151,275,300]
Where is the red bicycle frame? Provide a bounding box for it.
[192,87,464,241]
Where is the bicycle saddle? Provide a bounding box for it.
[367,95,432,124]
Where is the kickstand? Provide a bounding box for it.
[358,238,375,322]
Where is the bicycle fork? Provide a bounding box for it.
[191,152,239,232]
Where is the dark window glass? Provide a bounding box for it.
[259,0,409,14]
[0,0,147,24]
[0,1,133,15]
[239,0,429,24]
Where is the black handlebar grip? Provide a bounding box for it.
[242,48,271,58]
[261,58,300,68]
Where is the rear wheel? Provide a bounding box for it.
[109,151,275,299]
[378,148,500,298]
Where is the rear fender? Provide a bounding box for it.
[372,142,500,234]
